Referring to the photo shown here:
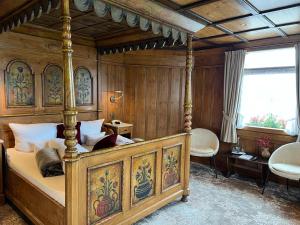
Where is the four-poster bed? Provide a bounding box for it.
[0,0,205,224]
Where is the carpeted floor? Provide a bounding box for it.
[1,163,300,225]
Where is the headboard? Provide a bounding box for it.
[0,111,100,148]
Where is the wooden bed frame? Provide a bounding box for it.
[0,0,198,224]
[2,133,190,225]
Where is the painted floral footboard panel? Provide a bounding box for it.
[82,133,189,225]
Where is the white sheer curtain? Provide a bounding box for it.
[296,43,300,141]
[221,50,246,143]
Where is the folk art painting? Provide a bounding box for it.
[5,60,34,107]
[162,145,181,190]
[88,162,122,225]
[74,67,93,106]
[43,64,63,106]
[132,152,156,204]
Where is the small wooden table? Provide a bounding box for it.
[104,123,133,139]
[224,153,269,188]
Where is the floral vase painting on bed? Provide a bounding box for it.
[132,153,156,204]
[88,162,122,225]
[162,145,181,190]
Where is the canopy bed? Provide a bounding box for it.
[0,0,205,224]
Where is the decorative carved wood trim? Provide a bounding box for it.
[98,37,182,55]
[73,0,205,34]
[182,33,193,202]
[4,59,35,108]
[0,0,60,34]
[0,110,103,118]
[74,66,93,106]
[184,34,193,133]
[61,1,80,225]
[42,64,63,107]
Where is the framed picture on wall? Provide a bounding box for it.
[5,59,35,108]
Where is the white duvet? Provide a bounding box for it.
[6,135,134,207]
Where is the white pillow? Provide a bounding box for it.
[85,132,106,146]
[80,119,105,144]
[30,140,50,153]
[48,138,90,160]
[116,135,134,145]
[9,123,57,152]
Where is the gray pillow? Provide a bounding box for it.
[35,148,64,177]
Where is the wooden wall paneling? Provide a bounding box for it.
[192,66,224,136]
[167,68,182,135]
[179,67,186,133]
[156,67,170,138]
[107,64,116,120]
[133,66,147,138]
[99,63,109,120]
[123,65,136,128]
[116,64,125,120]
[0,32,98,145]
[145,67,158,140]
[0,32,97,115]
[99,61,126,122]
[100,50,187,140]
[106,63,125,121]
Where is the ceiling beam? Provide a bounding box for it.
[188,2,300,27]
[182,10,248,42]
[157,0,300,46]
[177,0,219,11]
[237,0,287,37]
[154,0,181,10]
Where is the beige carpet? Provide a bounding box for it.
[1,163,300,225]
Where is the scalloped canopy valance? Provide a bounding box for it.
[0,0,61,33]
[74,0,205,45]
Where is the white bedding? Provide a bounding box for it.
[6,148,65,206]
[6,135,134,207]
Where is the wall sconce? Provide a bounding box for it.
[110,90,123,103]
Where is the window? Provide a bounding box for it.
[238,47,297,133]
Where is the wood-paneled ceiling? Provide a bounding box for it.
[2,0,300,50]
[159,0,300,49]
[27,2,158,45]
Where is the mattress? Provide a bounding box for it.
[6,148,65,206]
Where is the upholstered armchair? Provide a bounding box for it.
[191,128,220,177]
[262,142,300,194]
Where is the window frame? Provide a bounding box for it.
[238,125,290,136]
[239,48,296,134]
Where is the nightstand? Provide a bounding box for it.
[0,139,4,205]
[104,123,133,139]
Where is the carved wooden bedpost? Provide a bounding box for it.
[182,33,193,202]
[61,0,79,225]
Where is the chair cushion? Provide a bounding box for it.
[272,163,300,175]
[191,147,215,157]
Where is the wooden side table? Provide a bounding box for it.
[224,153,269,189]
[0,139,4,205]
[104,123,133,139]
